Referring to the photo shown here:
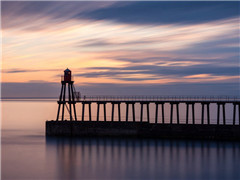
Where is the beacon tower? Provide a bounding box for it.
[56,68,77,121]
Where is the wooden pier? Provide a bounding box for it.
[55,97,240,125]
[46,69,240,140]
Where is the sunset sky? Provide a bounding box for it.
[1,1,240,97]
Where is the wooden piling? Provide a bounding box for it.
[97,103,100,121]
[68,84,72,121]
[140,103,143,122]
[207,103,210,125]
[176,103,179,124]
[61,84,66,121]
[82,103,85,121]
[132,103,135,122]
[162,103,165,124]
[233,103,236,125]
[89,103,92,121]
[111,103,114,122]
[118,103,121,122]
[104,103,107,121]
[192,103,195,125]
[222,103,226,125]
[126,103,129,122]
[217,103,220,125]
[170,103,173,124]
[155,103,158,124]
[147,103,150,123]
[201,103,205,125]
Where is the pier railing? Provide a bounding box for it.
[75,95,240,102]
[57,93,240,124]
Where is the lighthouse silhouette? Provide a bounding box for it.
[56,68,77,121]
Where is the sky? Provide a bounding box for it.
[1,1,240,97]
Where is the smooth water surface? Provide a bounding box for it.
[1,100,240,180]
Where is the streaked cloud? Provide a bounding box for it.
[2,82,238,98]
[81,2,240,25]
[1,1,239,96]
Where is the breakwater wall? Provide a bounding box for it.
[46,121,240,140]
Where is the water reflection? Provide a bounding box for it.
[46,137,240,180]
[2,100,240,180]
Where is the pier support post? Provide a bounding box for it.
[201,102,210,125]
[147,103,150,123]
[70,84,77,121]
[170,102,179,124]
[82,103,85,121]
[57,80,77,121]
[125,102,135,122]
[111,102,121,121]
[111,103,115,122]
[222,103,226,125]
[104,103,107,122]
[96,102,107,121]
[56,103,61,121]
[201,103,204,124]
[170,103,173,124]
[155,102,165,124]
[155,103,158,123]
[97,103,100,121]
[232,103,240,125]
[89,103,92,121]
[233,103,236,125]
[73,103,77,121]
[140,103,143,122]
[118,103,121,122]
[186,102,195,124]
[68,83,72,121]
[176,103,179,124]
[217,102,226,125]
[82,102,92,121]
[162,103,165,124]
[56,84,64,121]
[140,102,150,122]
[132,103,135,122]
[126,103,129,122]
[192,103,195,124]
[61,83,66,121]
[207,103,210,125]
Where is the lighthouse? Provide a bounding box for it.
[63,68,72,82]
[56,68,77,121]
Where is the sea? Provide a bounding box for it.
[1,99,240,180]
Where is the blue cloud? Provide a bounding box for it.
[80,2,240,25]
[2,1,239,29]
[76,64,239,80]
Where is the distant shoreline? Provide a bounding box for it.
[0,97,57,100]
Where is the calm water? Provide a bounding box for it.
[2,100,240,180]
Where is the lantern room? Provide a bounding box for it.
[64,68,72,82]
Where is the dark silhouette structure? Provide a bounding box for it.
[56,68,77,121]
[47,69,240,140]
